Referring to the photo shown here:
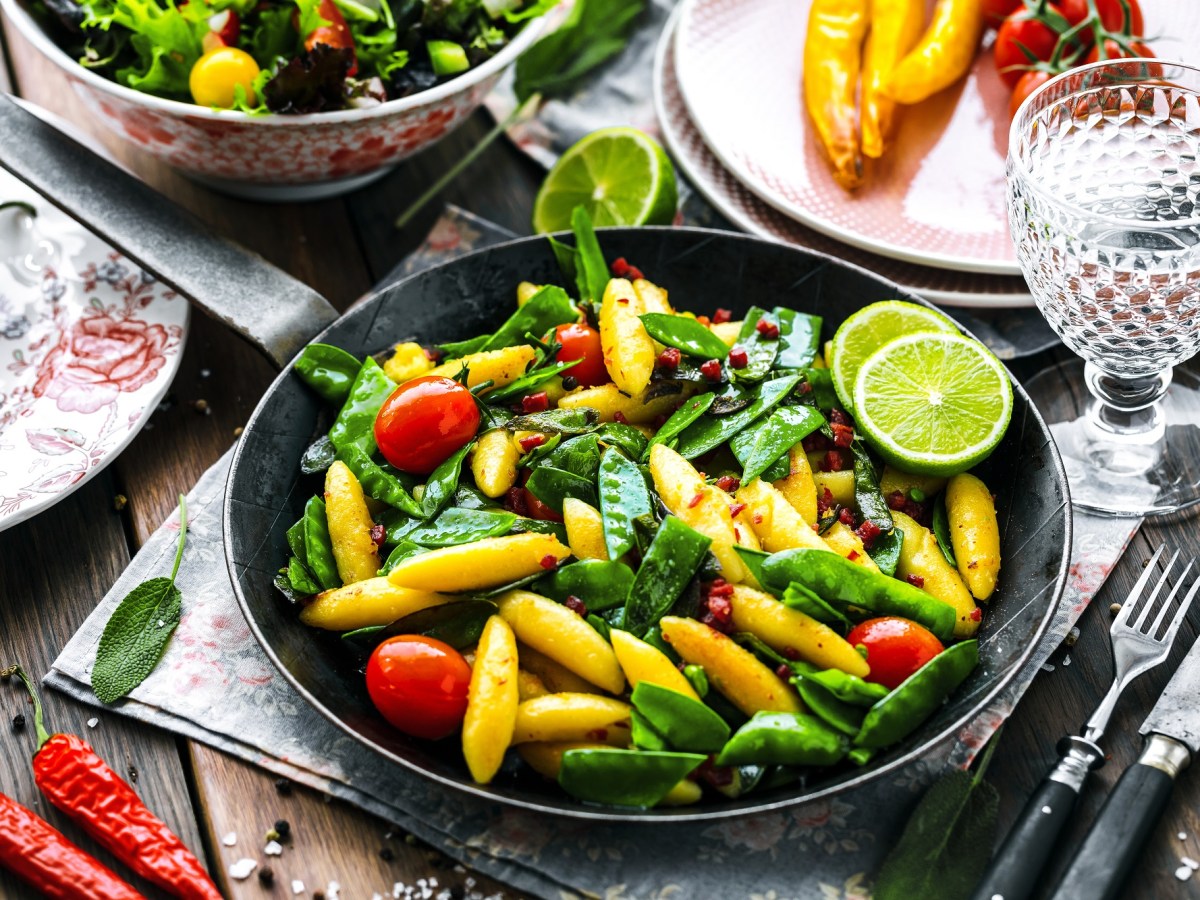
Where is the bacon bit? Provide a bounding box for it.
[585,728,609,741]
[728,503,747,519]
[715,475,741,493]
[886,490,929,523]
[906,574,925,588]
[504,486,528,516]
[803,431,831,453]
[518,434,546,452]
[699,580,734,633]
[687,492,704,509]
[693,758,734,788]
[617,297,630,305]
[657,347,681,370]
[817,486,835,514]
[539,554,559,570]
[613,411,629,424]
[611,257,631,276]
[970,607,983,622]
[564,595,587,617]
[847,550,860,562]
[753,513,764,524]
[838,507,856,526]
[700,359,723,381]
[728,347,749,369]
[798,380,813,395]
[520,392,549,414]
[855,520,882,549]
[830,422,855,448]
[369,524,386,546]
[712,308,733,324]
[775,664,792,680]
[781,646,801,661]
[422,346,442,362]
[755,318,780,339]
[829,409,854,428]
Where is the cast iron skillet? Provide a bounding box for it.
[0,97,1072,822]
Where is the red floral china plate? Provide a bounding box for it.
[0,166,188,531]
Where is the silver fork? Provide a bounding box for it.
[970,544,1199,900]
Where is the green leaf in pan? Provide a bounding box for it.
[673,375,801,459]
[728,306,778,382]
[485,359,580,403]
[294,343,362,406]
[622,515,712,637]
[328,357,396,455]
[524,465,597,514]
[420,441,474,520]
[643,392,716,460]
[730,404,825,484]
[597,448,653,561]
[640,313,731,360]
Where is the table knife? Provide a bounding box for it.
[1048,635,1200,900]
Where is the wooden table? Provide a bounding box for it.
[1,22,1198,900]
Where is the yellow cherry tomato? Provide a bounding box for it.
[189,46,260,109]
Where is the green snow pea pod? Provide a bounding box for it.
[762,548,956,641]
[294,343,361,406]
[640,313,731,360]
[782,583,852,630]
[486,359,580,404]
[801,668,888,707]
[454,485,501,510]
[643,393,717,460]
[643,626,680,664]
[631,682,730,753]
[511,518,570,542]
[328,358,395,454]
[525,465,597,515]
[674,375,801,459]
[728,306,777,382]
[793,678,865,737]
[774,308,821,370]
[420,442,474,519]
[848,747,876,766]
[300,434,337,474]
[598,448,654,560]
[595,423,649,460]
[854,640,979,750]
[404,508,517,547]
[286,519,307,562]
[760,455,790,483]
[378,540,424,575]
[622,516,712,637]
[587,613,611,641]
[630,710,670,751]
[730,404,825,483]
[683,665,709,698]
[558,749,706,808]
[534,559,636,612]
[303,496,340,591]
[539,434,602,481]
[716,712,849,767]
[286,557,321,596]
[866,527,904,578]
[508,408,599,435]
[337,443,424,517]
[932,491,957,567]
[801,368,840,411]
[571,206,609,305]
[732,546,770,587]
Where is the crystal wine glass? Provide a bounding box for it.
[1007,59,1200,517]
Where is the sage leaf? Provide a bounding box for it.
[92,495,188,704]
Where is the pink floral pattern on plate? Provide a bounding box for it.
[0,169,187,531]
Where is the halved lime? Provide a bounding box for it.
[532,127,678,233]
[830,300,958,411]
[852,332,1013,476]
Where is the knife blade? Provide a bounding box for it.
[1049,631,1200,900]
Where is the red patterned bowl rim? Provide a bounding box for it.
[0,0,546,126]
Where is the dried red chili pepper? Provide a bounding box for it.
[7,666,222,900]
[0,791,145,899]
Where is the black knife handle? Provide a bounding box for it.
[970,736,1102,900]
[1049,735,1191,900]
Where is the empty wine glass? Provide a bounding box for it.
[1007,59,1200,517]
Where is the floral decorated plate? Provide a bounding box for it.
[0,167,188,531]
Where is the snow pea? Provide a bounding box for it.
[346,599,497,653]
[643,626,680,664]
[558,749,707,808]
[851,441,893,532]
[286,557,321,596]
[631,682,730,753]
[525,465,597,515]
[454,484,501,510]
[420,441,474,519]
[595,423,648,460]
[801,367,840,411]
[782,583,852,630]
[733,545,770,587]
[643,393,716,460]
[794,678,865,736]
[509,408,598,435]
[867,527,904,578]
[799,668,888,708]
[640,313,730,360]
[730,404,825,483]
[338,443,424,517]
[774,308,822,370]
[286,519,307,562]
[760,455,791,483]
[378,540,424,575]
[534,559,635,612]
[854,640,979,750]
[328,358,395,454]
[539,434,602,482]
[762,548,956,641]
[729,306,777,382]
[587,613,611,641]
[674,375,802,459]
[404,508,517,547]
[598,448,654,560]
[300,434,337,474]
[440,285,577,358]
[623,516,712,637]
[571,206,609,305]
[716,712,850,767]
[630,710,670,751]
[683,665,709,698]
[486,359,580,403]
[511,518,570,542]
[294,343,361,406]
[303,496,340,591]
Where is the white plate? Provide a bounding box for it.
[0,164,189,531]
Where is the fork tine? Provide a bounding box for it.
[1112,544,1167,632]
[1160,565,1200,645]
[1148,558,1195,638]
[1132,549,1180,631]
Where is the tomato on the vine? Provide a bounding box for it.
[994,8,1066,88]
[983,0,1022,26]
[1084,37,1156,66]
[374,375,480,475]
[366,635,472,739]
[1060,0,1143,40]
[554,322,608,388]
[847,617,944,691]
[1010,70,1053,119]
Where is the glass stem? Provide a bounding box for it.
[1083,362,1171,440]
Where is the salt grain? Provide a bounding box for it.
[1041,663,1055,672]
[86,718,99,728]
[327,881,342,900]
[1180,832,1189,840]
[1062,654,1072,667]
[264,840,283,856]
[292,879,305,895]
[221,832,237,847]
[1175,866,1193,882]
[1183,856,1199,870]
[228,858,257,880]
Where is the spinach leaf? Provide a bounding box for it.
[730,405,825,483]
[343,600,498,653]
[286,557,321,596]
[421,441,474,519]
[775,308,822,370]
[932,492,957,567]
[534,559,636,612]
[643,393,716,460]
[379,540,425,575]
[851,441,894,532]
[286,519,307,563]
[623,516,712,636]
[439,285,577,359]
[729,306,778,382]
[405,508,518,547]
[598,448,654,560]
[640,314,730,360]
[294,343,362,405]
[525,466,597,514]
[782,583,852,630]
[868,527,904,578]
[674,375,801,459]
[329,358,395,454]
[538,434,602,481]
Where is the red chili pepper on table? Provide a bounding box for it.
[0,791,146,899]
[306,0,358,75]
[6,666,223,900]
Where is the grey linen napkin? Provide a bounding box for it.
[48,207,1140,899]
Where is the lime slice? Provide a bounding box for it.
[852,332,1013,476]
[532,127,678,233]
[830,300,958,411]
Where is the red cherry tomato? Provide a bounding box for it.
[374,375,480,475]
[1084,37,1157,68]
[554,322,609,388]
[365,635,472,740]
[983,0,1022,26]
[1010,70,1053,119]
[847,617,945,691]
[995,8,1065,88]
[1060,0,1143,39]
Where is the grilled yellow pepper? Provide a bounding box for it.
[861,0,924,158]
[886,0,985,105]
[803,0,869,191]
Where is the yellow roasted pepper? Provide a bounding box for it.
[861,0,924,158]
[803,0,869,191]
[886,0,985,105]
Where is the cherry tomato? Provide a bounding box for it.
[522,487,564,522]
[188,46,260,109]
[554,323,608,388]
[1060,0,1143,39]
[995,8,1065,88]
[983,0,1022,26]
[1010,70,1053,119]
[847,617,945,691]
[365,635,472,740]
[1084,37,1157,67]
[374,375,480,475]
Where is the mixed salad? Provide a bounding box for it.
[279,212,1005,808]
[34,0,549,112]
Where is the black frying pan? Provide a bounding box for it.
[0,96,1072,822]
